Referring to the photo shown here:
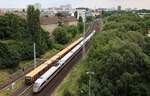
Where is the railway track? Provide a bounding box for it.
[31,21,99,96]
[32,39,91,96]
[17,41,90,96]
[0,60,45,90]
[11,85,32,96]
[9,20,100,96]
[0,59,47,90]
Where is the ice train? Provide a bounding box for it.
[25,37,83,85]
[33,31,96,93]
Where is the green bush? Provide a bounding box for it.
[78,22,84,33]
[67,25,78,38]
[0,42,20,68]
[53,27,71,44]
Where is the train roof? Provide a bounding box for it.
[34,66,58,87]
[25,37,83,78]
[44,55,60,65]
[41,66,58,79]
[26,64,48,77]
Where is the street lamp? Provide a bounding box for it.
[86,71,95,96]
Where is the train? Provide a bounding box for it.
[33,30,96,93]
[25,37,83,85]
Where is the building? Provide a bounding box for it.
[0,9,5,16]
[60,4,72,11]
[91,9,101,16]
[117,5,121,11]
[76,8,92,22]
[125,8,132,12]
[41,8,55,17]
[40,16,77,33]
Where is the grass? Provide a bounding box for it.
[0,33,83,96]
[0,60,33,84]
[19,60,33,69]
[0,70,11,85]
[0,79,24,96]
[0,40,16,44]
[57,57,88,96]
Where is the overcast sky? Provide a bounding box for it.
[0,0,150,9]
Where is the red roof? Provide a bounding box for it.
[64,16,77,22]
[0,12,4,16]
[40,16,77,25]
[40,16,59,25]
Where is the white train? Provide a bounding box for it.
[33,31,96,93]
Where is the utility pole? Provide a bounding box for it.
[86,71,95,96]
[100,10,103,32]
[82,11,86,57]
[33,42,37,68]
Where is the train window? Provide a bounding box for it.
[25,76,32,81]
[25,76,32,84]
[55,62,59,66]
[40,77,44,79]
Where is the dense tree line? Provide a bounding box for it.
[62,13,150,96]
[0,13,26,40]
[0,6,82,69]
[0,6,51,68]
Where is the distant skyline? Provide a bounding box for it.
[0,0,150,9]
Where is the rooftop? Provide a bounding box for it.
[40,16,77,25]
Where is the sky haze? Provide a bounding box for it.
[0,0,149,9]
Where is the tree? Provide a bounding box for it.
[27,5,40,42]
[0,6,51,69]
[74,11,78,18]
[55,12,64,17]
[79,16,83,23]
[78,22,83,33]
[86,16,94,22]
[27,5,50,56]
[75,13,150,96]
[67,25,78,38]
[53,27,70,44]
[0,42,20,68]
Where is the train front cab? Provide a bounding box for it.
[25,76,33,85]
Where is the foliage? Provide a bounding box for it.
[0,6,51,68]
[80,31,150,96]
[67,25,78,38]
[78,22,84,33]
[53,26,70,44]
[0,5,81,69]
[60,13,150,96]
[0,13,26,40]
[0,42,20,68]
[55,12,65,17]
[103,13,147,35]
[79,16,83,23]
[86,16,94,22]
[74,11,78,18]
[53,23,80,44]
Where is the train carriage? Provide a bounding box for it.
[25,37,83,85]
[25,64,48,84]
[32,31,96,93]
